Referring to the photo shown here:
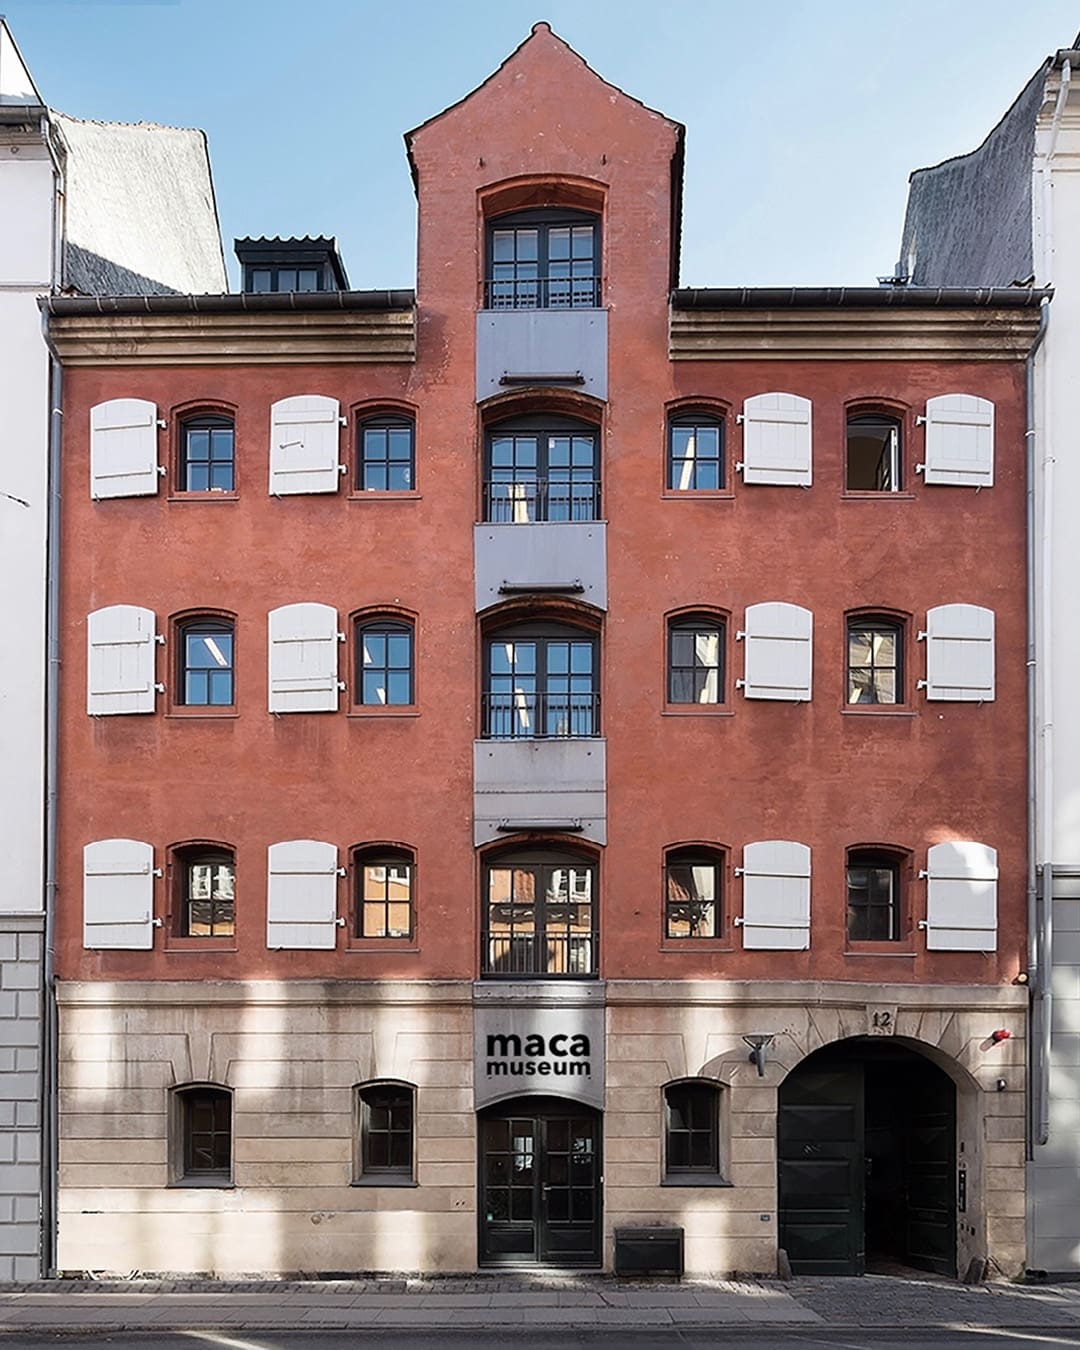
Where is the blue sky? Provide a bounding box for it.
[4,0,1078,290]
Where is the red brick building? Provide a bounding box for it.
[46,26,1040,1277]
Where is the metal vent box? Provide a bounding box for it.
[613,1226,684,1277]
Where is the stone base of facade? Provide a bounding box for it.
[56,978,1026,1278]
[0,914,44,1281]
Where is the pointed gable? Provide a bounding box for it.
[0,21,44,109]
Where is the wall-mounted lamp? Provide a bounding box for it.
[743,1034,775,1077]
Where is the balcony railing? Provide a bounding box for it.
[482,691,600,740]
[483,478,601,524]
[484,276,602,310]
[482,932,596,977]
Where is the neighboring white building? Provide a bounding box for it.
[901,34,1080,1277]
[0,19,225,1277]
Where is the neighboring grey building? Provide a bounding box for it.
[901,36,1080,1277]
[0,18,225,1278]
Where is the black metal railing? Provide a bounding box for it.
[482,691,600,740]
[483,276,602,310]
[482,932,596,977]
[483,478,601,523]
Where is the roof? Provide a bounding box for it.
[41,289,414,316]
[672,286,1051,309]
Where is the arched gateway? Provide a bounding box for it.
[778,1038,958,1276]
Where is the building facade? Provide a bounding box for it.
[0,18,224,1278]
[47,25,1035,1278]
[900,37,1080,1277]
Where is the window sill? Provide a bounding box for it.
[347,708,420,719]
[352,1175,418,1188]
[844,945,916,957]
[661,1175,732,1188]
[347,942,420,954]
[841,491,916,501]
[169,1177,235,1189]
[347,491,421,503]
[167,493,239,504]
[841,707,916,718]
[660,944,734,953]
[662,707,733,718]
[661,491,734,502]
[165,939,237,953]
[166,708,239,720]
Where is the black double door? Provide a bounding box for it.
[479,1100,601,1266]
[778,1040,956,1277]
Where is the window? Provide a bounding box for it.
[177,618,235,707]
[664,849,721,939]
[357,618,414,706]
[667,617,723,705]
[484,621,598,738]
[358,413,415,492]
[358,1083,414,1180]
[356,847,414,939]
[668,412,724,491]
[482,851,597,977]
[485,208,600,309]
[179,414,235,493]
[847,850,901,941]
[846,413,901,491]
[484,414,600,523]
[176,1086,232,1184]
[246,266,324,293]
[664,1081,721,1179]
[847,617,902,705]
[175,847,235,938]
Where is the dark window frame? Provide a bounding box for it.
[178,413,235,494]
[175,1085,232,1185]
[483,412,601,523]
[481,848,599,979]
[356,617,415,708]
[846,615,904,706]
[667,615,725,706]
[176,616,236,709]
[664,847,723,940]
[664,1080,722,1179]
[354,846,415,940]
[357,412,416,493]
[358,1082,415,1181]
[244,264,327,294]
[846,848,904,942]
[173,845,236,939]
[485,207,601,310]
[846,411,903,492]
[483,619,600,739]
[667,410,725,492]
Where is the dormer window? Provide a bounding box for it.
[485,209,600,310]
[235,236,349,294]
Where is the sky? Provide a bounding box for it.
[3,0,1079,292]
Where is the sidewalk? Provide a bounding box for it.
[0,1273,1078,1334]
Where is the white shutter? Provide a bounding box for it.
[918,394,994,487]
[87,605,160,715]
[736,840,811,950]
[83,839,157,950]
[921,841,998,951]
[90,399,162,499]
[920,604,995,702]
[267,840,341,949]
[269,395,344,495]
[736,393,812,486]
[737,602,813,701]
[268,603,343,713]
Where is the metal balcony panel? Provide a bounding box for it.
[475,521,607,612]
[473,738,607,847]
[476,308,608,402]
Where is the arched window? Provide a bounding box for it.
[173,844,235,938]
[664,846,722,939]
[667,410,724,491]
[354,845,414,939]
[484,413,600,523]
[174,1085,232,1184]
[846,411,901,492]
[847,614,903,705]
[486,208,600,310]
[358,412,415,492]
[667,615,724,705]
[482,848,597,978]
[664,1080,722,1179]
[356,617,415,707]
[483,619,598,739]
[178,413,235,493]
[358,1082,415,1181]
[176,617,235,707]
[847,847,906,941]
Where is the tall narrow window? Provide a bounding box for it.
[176,848,235,938]
[483,851,597,977]
[667,617,723,705]
[484,414,600,523]
[357,619,414,706]
[356,847,414,939]
[359,413,415,492]
[846,413,901,491]
[486,209,600,310]
[846,850,902,941]
[664,1081,721,1178]
[178,618,235,707]
[847,617,902,705]
[359,1083,414,1179]
[664,848,721,939]
[179,415,235,493]
[484,621,598,738]
[668,412,724,491]
[177,1086,232,1183]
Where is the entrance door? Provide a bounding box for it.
[479,1101,601,1266]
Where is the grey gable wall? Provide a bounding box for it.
[901,64,1046,287]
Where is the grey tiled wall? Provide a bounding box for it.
[0,920,43,1281]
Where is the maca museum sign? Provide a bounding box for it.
[473,999,605,1110]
